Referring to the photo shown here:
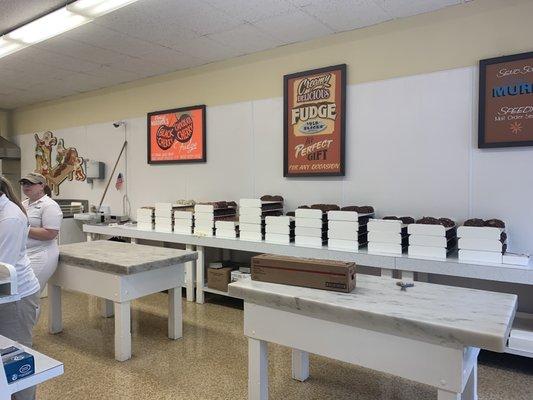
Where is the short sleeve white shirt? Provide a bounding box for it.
[0,194,40,297]
[23,195,63,250]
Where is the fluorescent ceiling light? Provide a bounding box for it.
[0,0,140,59]
[6,8,91,45]
[68,0,139,18]
[0,37,25,58]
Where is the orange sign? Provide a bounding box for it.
[147,105,206,163]
[284,65,346,177]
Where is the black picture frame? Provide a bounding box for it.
[478,51,533,148]
[147,104,207,164]
[283,64,346,177]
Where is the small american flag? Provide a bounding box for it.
[115,173,124,190]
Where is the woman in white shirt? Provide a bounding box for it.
[0,175,40,400]
[19,172,63,290]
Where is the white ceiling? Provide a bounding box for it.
[0,0,471,110]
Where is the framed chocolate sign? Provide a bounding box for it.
[479,51,533,148]
[147,105,206,163]
[284,64,346,177]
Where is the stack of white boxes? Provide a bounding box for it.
[408,219,457,260]
[136,207,154,230]
[194,202,237,237]
[239,198,283,242]
[215,220,239,239]
[327,209,373,251]
[457,222,506,264]
[265,216,294,244]
[295,208,327,247]
[154,203,173,233]
[174,210,194,234]
[368,218,409,255]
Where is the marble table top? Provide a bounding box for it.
[228,275,517,352]
[59,240,197,275]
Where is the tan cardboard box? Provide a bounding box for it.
[207,267,233,292]
[251,254,356,293]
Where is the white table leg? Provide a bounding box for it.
[86,233,93,242]
[291,349,309,382]
[401,270,414,282]
[186,244,196,302]
[249,338,268,400]
[461,362,478,400]
[48,284,63,334]
[100,298,115,318]
[196,245,205,304]
[131,238,137,244]
[114,301,131,361]
[168,287,183,340]
[438,390,461,400]
[381,268,393,278]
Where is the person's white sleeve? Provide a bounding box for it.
[41,202,63,230]
[0,218,26,266]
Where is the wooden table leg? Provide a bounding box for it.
[168,287,183,340]
[114,301,131,361]
[249,338,268,400]
[48,284,63,334]
[291,349,309,382]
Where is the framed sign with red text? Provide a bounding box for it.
[147,105,206,163]
[479,52,533,148]
[284,64,346,177]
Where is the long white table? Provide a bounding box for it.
[49,240,197,361]
[82,224,533,358]
[1,335,64,400]
[228,277,517,400]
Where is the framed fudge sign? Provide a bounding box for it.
[283,64,346,177]
[478,51,533,148]
[147,104,206,163]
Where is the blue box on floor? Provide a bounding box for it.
[2,351,35,383]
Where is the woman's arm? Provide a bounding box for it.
[28,227,59,241]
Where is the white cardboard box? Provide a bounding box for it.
[408,224,451,237]
[295,226,323,238]
[457,226,503,240]
[408,245,447,260]
[194,212,214,222]
[194,204,214,213]
[265,233,292,244]
[174,227,192,235]
[409,235,449,248]
[154,225,172,233]
[295,217,324,228]
[239,199,261,208]
[136,215,153,223]
[194,227,214,236]
[239,207,262,216]
[295,208,323,219]
[458,238,504,252]
[174,211,193,219]
[328,230,358,241]
[458,249,502,264]
[240,223,262,233]
[368,242,404,255]
[368,219,406,233]
[368,231,404,244]
[174,219,193,229]
[215,220,238,230]
[327,210,372,222]
[265,224,292,234]
[328,220,358,231]
[137,222,153,231]
[239,214,262,224]
[216,230,238,239]
[295,236,324,248]
[231,270,251,282]
[240,231,263,242]
[503,252,530,266]
[265,216,293,226]
[328,238,362,251]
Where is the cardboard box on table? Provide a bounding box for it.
[207,267,233,292]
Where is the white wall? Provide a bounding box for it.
[14,66,533,256]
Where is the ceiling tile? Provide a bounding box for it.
[374,0,461,18]
[205,0,297,23]
[301,0,391,32]
[0,0,66,34]
[254,9,333,44]
[169,36,243,63]
[207,24,282,55]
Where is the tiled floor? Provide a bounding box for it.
[32,291,532,399]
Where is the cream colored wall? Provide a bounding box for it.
[0,110,11,138]
[11,0,533,135]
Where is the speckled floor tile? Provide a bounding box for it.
[30,291,532,399]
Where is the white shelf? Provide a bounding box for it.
[202,286,232,297]
[505,312,533,357]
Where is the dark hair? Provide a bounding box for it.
[0,175,27,215]
[44,185,52,197]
